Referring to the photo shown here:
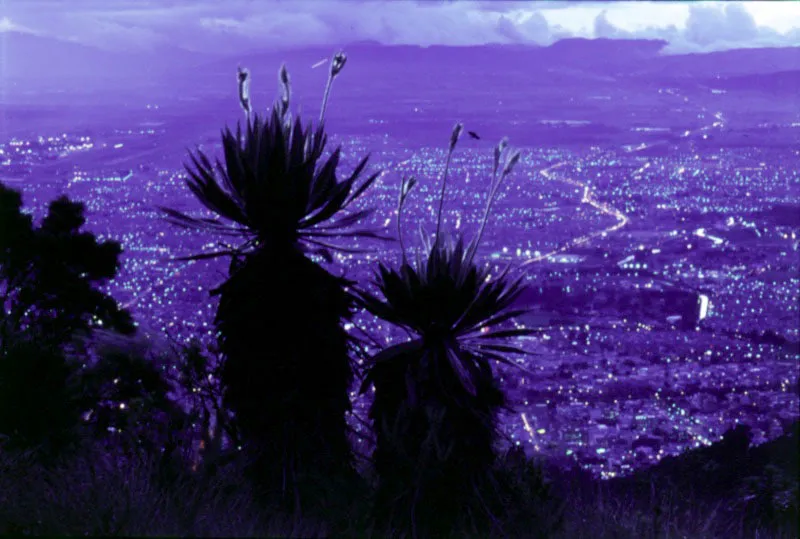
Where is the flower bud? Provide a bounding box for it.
[401,175,417,199]
[449,123,464,151]
[331,52,347,77]
[237,66,251,115]
[494,137,509,177]
[502,149,521,177]
[278,64,291,115]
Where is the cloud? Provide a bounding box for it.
[3,0,799,54]
[593,10,623,39]
[63,17,168,51]
[661,3,797,53]
[308,1,508,47]
[686,3,758,47]
[0,15,37,34]
[7,1,522,51]
[496,12,552,44]
[495,14,522,42]
[586,2,798,54]
[514,11,553,44]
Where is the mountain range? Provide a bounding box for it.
[1,31,798,100]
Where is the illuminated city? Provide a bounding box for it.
[3,36,798,481]
[2,2,800,536]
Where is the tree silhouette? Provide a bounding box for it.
[159,54,386,516]
[0,184,134,351]
[354,125,540,538]
[0,184,136,458]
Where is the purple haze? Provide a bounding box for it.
[1,11,798,478]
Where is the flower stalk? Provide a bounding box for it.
[237,66,251,124]
[397,175,417,266]
[278,64,292,128]
[434,123,463,246]
[466,142,521,266]
[320,51,347,124]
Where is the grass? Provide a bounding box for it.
[0,443,326,538]
[1,431,796,539]
[547,473,797,539]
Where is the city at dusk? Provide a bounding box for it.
[0,1,798,537]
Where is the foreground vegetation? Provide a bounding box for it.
[0,422,796,538]
[1,52,797,538]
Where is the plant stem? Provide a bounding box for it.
[320,75,334,125]
[467,169,506,267]
[434,147,455,247]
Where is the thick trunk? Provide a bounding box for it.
[215,246,355,512]
[369,350,505,538]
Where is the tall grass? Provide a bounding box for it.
[1,440,795,539]
[0,443,325,537]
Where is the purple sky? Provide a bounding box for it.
[1,0,799,54]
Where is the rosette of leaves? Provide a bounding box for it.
[158,52,387,516]
[354,124,541,538]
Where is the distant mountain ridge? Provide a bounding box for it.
[264,37,668,71]
[546,37,668,64]
[2,30,799,97]
[224,37,800,80]
[0,30,219,88]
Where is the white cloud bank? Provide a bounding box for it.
[1,0,798,54]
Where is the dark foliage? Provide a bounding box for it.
[607,422,800,536]
[159,54,385,518]
[355,125,534,538]
[0,185,135,459]
[0,183,134,350]
[0,337,82,459]
[214,248,358,506]
[165,339,237,461]
[76,338,184,458]
[489,447,567,539]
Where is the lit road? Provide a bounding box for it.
[520,160,630,268]
[521,101,724,269]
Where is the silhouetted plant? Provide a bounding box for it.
[159,52,387,518]
[354,124,538,538]
[0,183,134,352]
[0,185,135,460]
